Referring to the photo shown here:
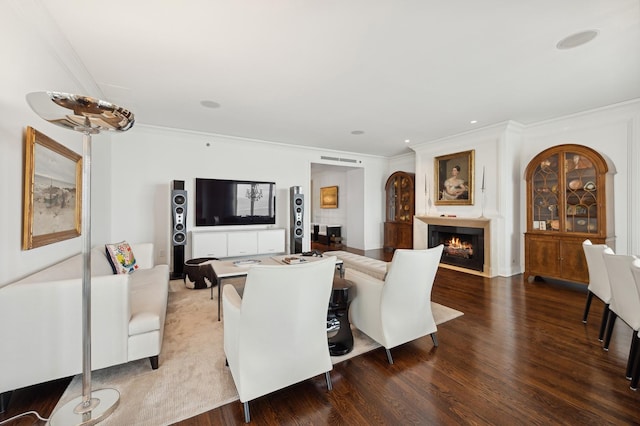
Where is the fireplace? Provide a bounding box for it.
[414,216,491,277]
[428,225,484,272]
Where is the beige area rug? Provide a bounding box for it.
[55,280,463,425]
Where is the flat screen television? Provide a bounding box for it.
[195,178,276,226]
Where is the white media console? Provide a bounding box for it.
[191,228,286,259]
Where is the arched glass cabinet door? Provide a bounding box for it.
[563,150,600,234]
[526,144,607,236]
[384,171,415,251]
[530,153,560,231]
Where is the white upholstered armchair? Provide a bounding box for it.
[347,245,444,364]
[222,256,337,423]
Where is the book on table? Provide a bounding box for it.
[281,256,306,264]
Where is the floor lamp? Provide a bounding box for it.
[26,91,134,425]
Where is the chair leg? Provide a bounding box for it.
[630,335,640,390]
[149,355,159,369]
[431,332,439,347]
[325,371,333,391]
[626,333,639,380]
[603,310,617,351]
[243,401,250,423]
[582,291,594,323]
[385,348,394,364]
[598,304,610,342]
[0,391,13,414]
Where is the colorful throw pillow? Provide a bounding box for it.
[105,241,139,274]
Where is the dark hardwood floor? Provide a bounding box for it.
[2,244,639,425]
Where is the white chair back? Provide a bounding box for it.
[582,239,614,302]
[603,253,640,330]
[225,256,336,404]
[630,259,640,317]
[380,245,444,348]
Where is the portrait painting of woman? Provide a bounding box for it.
[442,165,468,200]
[435,150,474,205]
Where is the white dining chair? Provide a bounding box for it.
[602,252,640,380]
[628,260,640,390]
[582,240,615,341]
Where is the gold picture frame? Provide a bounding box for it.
[320,186,338,209]
[435,149,474,206]
[22,126,82,249]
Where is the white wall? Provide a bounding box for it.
[388,153,415,176]
[311,170,350,233]
[109,126,389,267]
[310,166,358,248]
[346,168,365,250]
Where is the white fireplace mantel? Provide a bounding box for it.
[414,216,493,277]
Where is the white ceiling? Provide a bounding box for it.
[38,0,640,157]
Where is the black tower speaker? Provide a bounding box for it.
[171,190,187,246]
[290,186,304,254]
[171,180,186,279]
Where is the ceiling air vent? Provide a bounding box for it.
[320,155,359,164]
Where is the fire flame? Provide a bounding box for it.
[448,237,472,250]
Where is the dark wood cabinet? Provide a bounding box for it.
[524,144,614,284]
[384,171,415,251]
[525,234,590,282]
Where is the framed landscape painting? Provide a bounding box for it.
[22,126,82,249]
[435,149,474,206]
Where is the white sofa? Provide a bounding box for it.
[0,243,169,401]
[323,250,389,280]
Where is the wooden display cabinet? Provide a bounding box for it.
[524,144,614,284]
[384,171,415,251]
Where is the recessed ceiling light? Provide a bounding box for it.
[470,120,478,124]
[404,139,411,143]
[200,100,221,109]
[556,30,599,50]
[351,130,365,135]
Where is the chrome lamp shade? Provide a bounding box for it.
[26,91,134,134]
